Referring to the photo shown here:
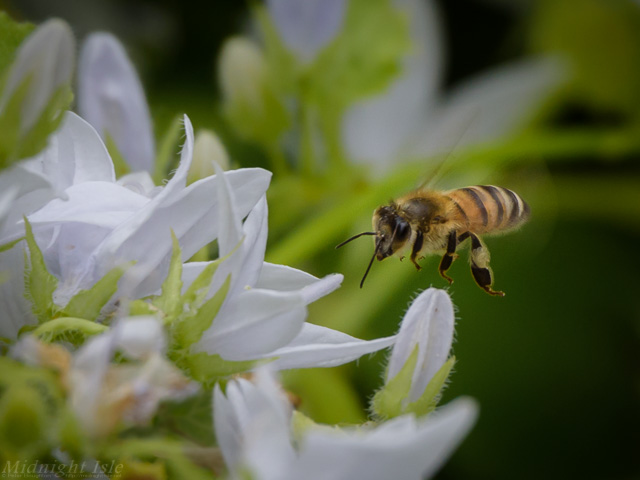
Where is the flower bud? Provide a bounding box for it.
[187,129,230,184]
[0,19,74,164]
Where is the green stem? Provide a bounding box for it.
[33,317,108,339]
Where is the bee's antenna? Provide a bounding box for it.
[336,232,377,249]
[360,240,381,288]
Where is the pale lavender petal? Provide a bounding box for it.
[29,182,148,228]
[387,288,454,403]
[410,57,566,156]
[117,171,160,198]
[288,398,478,480]
[255,323,396,370]
[343,0,444,169]
[267,0,347,62]
[0,186,19,233]
[79,33,155,172]
[36,113,116,186]
[0,19,74,133]
[0,165,57,242]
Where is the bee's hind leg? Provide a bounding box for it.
[438,231,459,284]
[468,233,505,297]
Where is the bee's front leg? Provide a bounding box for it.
[410,230,423,271]
[468,233,505,297]
[438,231,459,284]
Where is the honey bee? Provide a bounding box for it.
[337,185,530,296]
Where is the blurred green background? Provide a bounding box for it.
[3,0,639,478]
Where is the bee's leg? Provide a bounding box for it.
[469,233,505,297]
[410,230,423,271]
[438,231,459,284]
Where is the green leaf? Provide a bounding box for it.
[180,261,220,311]
[180,352,256,386]
[32,316,108,343]
[23,217,57,322]
[0,384,47,457]
[404,356,456,417]
[104,131,130,178]
[128,299,160,316]
[371,344,418,419]
[0,12,34,79]
[372,349,456,419]
[172,276,230,349]
[61,263,131,320]
[152,231,183,322]
[155,389,215,446]
[154,114,183,185]
[0,236,23,253]
[308,0,409,108]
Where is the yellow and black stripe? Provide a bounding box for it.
[446,185,530,234]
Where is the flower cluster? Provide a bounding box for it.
[0,8,482,480]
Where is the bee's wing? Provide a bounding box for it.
[414,109,480,191]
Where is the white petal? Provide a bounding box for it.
[214,368,295,480]
[0,19,74,132]
[78,33,155,173]
[20,112,115,194]
[95,167,269,300]
[289,398,478,480]
[256,264,343,305]
[0,165,57,242]
[117,171,159,198]
[343,0,444,169]
[387,288,454,403]
[256,262,320,290]
[212,195,268,300]
[114,316,166,358]
[29,182,148,228]
[196,288,306,361]
[267,0,347,62]
[0,186,19,233]
[256,323,396,370]
[410,57,566,156]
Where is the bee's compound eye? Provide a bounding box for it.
[395,219,410,240]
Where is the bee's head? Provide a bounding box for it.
[373,204,411,261]
[335,203,410,288]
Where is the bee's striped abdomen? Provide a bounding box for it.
[446,185,530,234]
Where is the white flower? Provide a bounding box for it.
[78,32,155,173]
[0,18,74,139]
[0,111,270,338]
[190,162,395,367]
[214,367,478,480]
[386,288,455,404]
[14,316,198,437]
